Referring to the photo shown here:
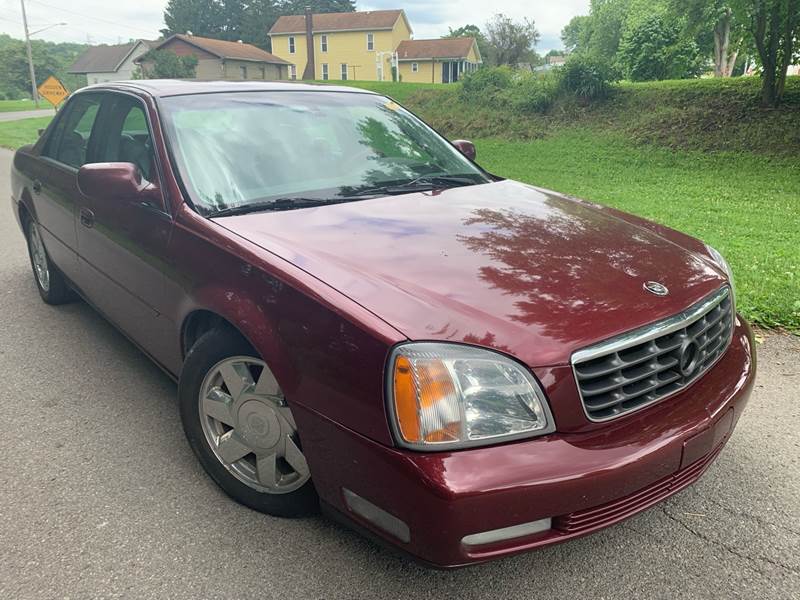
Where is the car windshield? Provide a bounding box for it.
[160,90,491,216]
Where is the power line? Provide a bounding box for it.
[26,0,156,36]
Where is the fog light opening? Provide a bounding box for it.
[342,488,411,544]
[462,518,552,547]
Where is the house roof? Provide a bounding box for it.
[396,38,480,61]
[153,34,291,65]
[68,40,154,74]
[269,9,408,35]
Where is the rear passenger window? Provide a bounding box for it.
[44,95,102,169]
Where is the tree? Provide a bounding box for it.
[162,0,225,38]
[443,24,493,65]
[674,1,746,77]
[138,49,198,78]
[161,0,356,49]
[484,13,540,66]
[561,15,592,52]
[740,0,799,107]
[618,13,704,80]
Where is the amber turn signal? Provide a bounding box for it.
[392,354,461,444]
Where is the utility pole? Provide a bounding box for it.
[20,0,39,107]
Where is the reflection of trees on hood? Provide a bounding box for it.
[457,202,659,343]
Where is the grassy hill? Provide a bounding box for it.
[352,76,800,157]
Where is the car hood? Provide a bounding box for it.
[214,180,726,366]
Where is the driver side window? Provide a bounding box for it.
[94,97,156,183]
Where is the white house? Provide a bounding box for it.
[68,40,155,85]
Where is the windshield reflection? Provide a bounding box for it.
[160,91,488,214]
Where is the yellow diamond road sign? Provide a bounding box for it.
[37,76,69,107]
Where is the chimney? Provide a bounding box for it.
[302,7,315,80]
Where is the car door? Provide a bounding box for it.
[31,93,103,282]
[74,92,177,368]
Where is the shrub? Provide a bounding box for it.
[461,66,514,101]
[558,55,616,101]
[507,72,559,114]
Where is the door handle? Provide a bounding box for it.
[79,207,95,228]
[32,180,42,194]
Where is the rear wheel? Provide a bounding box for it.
[179,328,318,517]
[25,219,73,305]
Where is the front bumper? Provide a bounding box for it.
[300,317,755,568]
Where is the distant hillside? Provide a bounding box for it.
[0,34,88,100]
[347,77,800,157]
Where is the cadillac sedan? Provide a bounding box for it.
[10,81,755,567]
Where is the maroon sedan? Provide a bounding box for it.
[11,81,754,567]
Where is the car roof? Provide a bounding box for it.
[78,79,379,98]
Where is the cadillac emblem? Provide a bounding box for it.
[644,281,669,296]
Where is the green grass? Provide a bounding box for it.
[474,131,800,332]
[0,116,51,150]
[317,80,440,104]
[0,99,51,112]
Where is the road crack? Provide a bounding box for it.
[660,505,800,577]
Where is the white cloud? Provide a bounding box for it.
[0,0,589,51]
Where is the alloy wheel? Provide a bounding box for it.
[28,222,50,292]
[198,356,310,494]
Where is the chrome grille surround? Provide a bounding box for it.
[572,286,734,422]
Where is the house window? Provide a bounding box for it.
[321,35,328,53]
[341,63,348,80]
[289,64,297,80]
[321,63,329,80]
[259,66,266,79]
[240,65,247,79]
[411,62,419,73]
[289,36,296,54]
[366,32,375,51]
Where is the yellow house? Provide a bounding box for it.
[396,38,482,84]
[268,9,413,82]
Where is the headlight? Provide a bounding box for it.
[706,245,735,298]
[387,343,555,450]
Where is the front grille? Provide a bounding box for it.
[572,287,733,422]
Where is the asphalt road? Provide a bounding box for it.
[1,147,798,599]
[0,108,55,122]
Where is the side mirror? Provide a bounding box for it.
[452,139,476,161]
[77,162,148,201]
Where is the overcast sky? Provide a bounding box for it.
[0,0,589,52]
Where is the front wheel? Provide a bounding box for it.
[178,328,318,517]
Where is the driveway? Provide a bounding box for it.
[0,108,55,122]
[0,148,798,599]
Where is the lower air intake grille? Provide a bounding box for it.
[572,287,733,422]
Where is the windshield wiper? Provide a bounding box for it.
[208,197,346,218]
[348,174,484,197]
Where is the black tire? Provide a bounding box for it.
[24,219,74,305]
[179,327,318,517]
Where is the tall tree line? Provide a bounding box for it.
[562,0,798,106]
[161,0,356,50]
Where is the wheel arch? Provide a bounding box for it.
[181,309,252,359]
[17,194,34,230]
